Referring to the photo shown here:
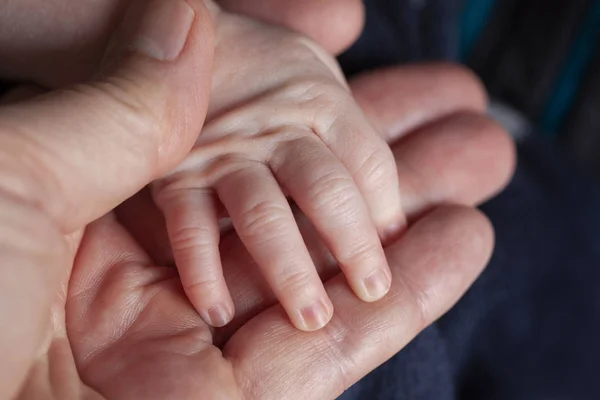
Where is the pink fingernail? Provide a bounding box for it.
[205,304,233,327]
[299,299,333,331]
[362,269,391,301]
[133,0,195,61]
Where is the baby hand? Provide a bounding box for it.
[152,10,404,331]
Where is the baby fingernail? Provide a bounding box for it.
[205,304,232,327]
[362,269,392,301]
[134,0,195,61]
[299,299,333,331]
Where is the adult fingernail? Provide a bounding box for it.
[205,304,233,327]
[134,0,195,61]
[362,269,391,301]
[299,299,333,331]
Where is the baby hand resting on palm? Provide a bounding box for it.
[152,4,405,331]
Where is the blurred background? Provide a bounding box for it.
[338,1,600,399]
[342,0,600,174]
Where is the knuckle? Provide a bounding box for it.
[270,136,315,179]
[170,225,215,254]
[310,86,348,130]
[183,276,222,293]
[307,170,358,215]
[297,79,345,105]
[237,200,290,241]
[338,238,381,269]
[355,146,397,190]
[276,78,347,130]
[275,269,315,294]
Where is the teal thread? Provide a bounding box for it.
[460,0,498,60]
[541,0,600,136]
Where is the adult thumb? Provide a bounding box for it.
[0,1,214,397]
[0,0,215,234]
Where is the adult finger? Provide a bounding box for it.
[225,206,494,399]
[217,0,364,54]
[0,0,213,396]
[0,0,214,234]
[351,64,488,142]
[350,63,515,214]
[391,112,516,217]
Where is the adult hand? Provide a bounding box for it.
[0,1,516,399]
[2,59,513,398]
[0,0,214,397]
[0,0,362,87]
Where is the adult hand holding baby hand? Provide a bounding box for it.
[153,8,406,331]
[0,0,514,398]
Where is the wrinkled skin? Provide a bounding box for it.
[0,1,515,399]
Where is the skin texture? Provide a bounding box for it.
[151,8,404,331]
[0,0,516,398]
[0,0,361,86]
[0,1,380,331]
[0,61,515,399]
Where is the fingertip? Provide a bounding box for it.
[391,112,516,216]
[185,279,236,327]
[295,297,334,332]
[385,205,495,322]
[201,302,235,328]
[453,206,495,267]
[218,0,364,55]
[434,113,516,205]
[289,0,364,55]
[156,187,235,327]
[432,63,488,111]
[184,276,235,327]
[482,118,517,197]
[353,267,392,303]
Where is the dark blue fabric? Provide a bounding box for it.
[338,1,600,398]
[338,0,462,76]
[338,134,600,400]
